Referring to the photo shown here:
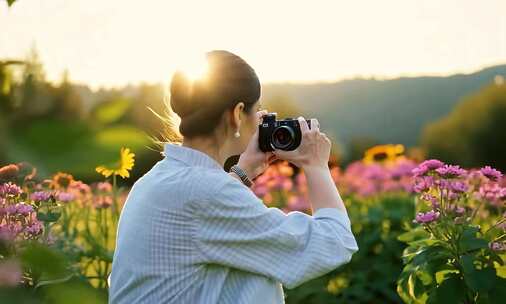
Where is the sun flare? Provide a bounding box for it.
[176,53,209,82]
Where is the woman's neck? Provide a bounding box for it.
[182,137,227,167]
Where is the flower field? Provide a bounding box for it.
[0,145,505,303]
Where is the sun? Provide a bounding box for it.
[176,53,209,82]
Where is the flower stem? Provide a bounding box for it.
[112,175,119,223]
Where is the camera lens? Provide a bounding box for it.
[271,126,294,149]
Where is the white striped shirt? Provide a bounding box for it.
[109,142,359,304]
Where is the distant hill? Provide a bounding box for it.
[261,64,506,154]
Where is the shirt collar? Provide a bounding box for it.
[162,142,224,170]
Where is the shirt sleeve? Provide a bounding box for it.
[192,178,359,289]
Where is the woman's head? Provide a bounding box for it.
[158,50,263,158]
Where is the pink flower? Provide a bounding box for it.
[286,195,309,212]
[419,159,444,170]
[489,242,506,252]
[281,179,293,191]
[448,204,466,215]
[414,210,440,224]
[5,204,17,214]
[0,182,22,197]
[252,185,268,197]
[363,164,389,181]
[255,174,269,186]
[25,221,43,236]
[93,196,113,209]
[435,165,467,178]
[476,183,504,206]
[30,191,51,202]
[447,191,459,201]
[466,169,486,184]
[357,182,377,197]
[69,180,91,194]
[412,165,429,177]
[0,259,22,287]
[96,182,113,192]
[450,181,468,193]
[56,191,75,203]
[390,160,418,179]
[413,176,434,193]
[455,206,465,215]
[481,166,503,181]
[16,203,34,216]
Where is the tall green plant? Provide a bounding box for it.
[397,160,505,304]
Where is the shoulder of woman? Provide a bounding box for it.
[188,169,261,211]
[184,167,237,197]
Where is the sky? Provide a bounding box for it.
[1,0,505,90]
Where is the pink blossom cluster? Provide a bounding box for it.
[414,210,440,224]
[0,182,22,197]
[489,241,506,252]
[474,180,506,207]
[91,182,114,209]
[251,161,310,213]
[46,178,112,209]
[251,158,419,212]
[411,159,505,225]
[336,158,417,197]
[1,182,43,242]
[56,191,75,203]
[467,167,506,207]
[30,191,52,203]
[64,180,92,207]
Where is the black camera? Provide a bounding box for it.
[258,113,312,152]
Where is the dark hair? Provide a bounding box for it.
[155,50,260,145]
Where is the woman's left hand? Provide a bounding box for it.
[236,110,277,180]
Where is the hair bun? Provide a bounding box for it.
[169,71,194,118]
[166,50,260,139]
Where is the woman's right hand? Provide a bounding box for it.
[273,117,331,169]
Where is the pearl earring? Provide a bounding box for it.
[234,130,240,138]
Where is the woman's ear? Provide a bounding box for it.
[232,101,245,129]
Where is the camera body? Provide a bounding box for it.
[258,113,312,152]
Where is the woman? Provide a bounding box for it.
[109,50,358,303]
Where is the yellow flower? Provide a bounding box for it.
[96,147,135,178]
[363,144,404,164]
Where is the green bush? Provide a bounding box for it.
[285,195,415,304]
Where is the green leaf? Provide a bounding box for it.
[461,255,497,292]
[20,243,68,278]
[41,278,108,304]
[417,266,434,286]
[488,277,506,304]
[7,0,16,7]
[427,275,467,304]
[489,251,505,266]
[459,226,489,252]
[408,273,426,299]
[37,210,62,223]
[412,245,453,267]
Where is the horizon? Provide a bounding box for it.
[13,60,505,93]
[2,42,505,93]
